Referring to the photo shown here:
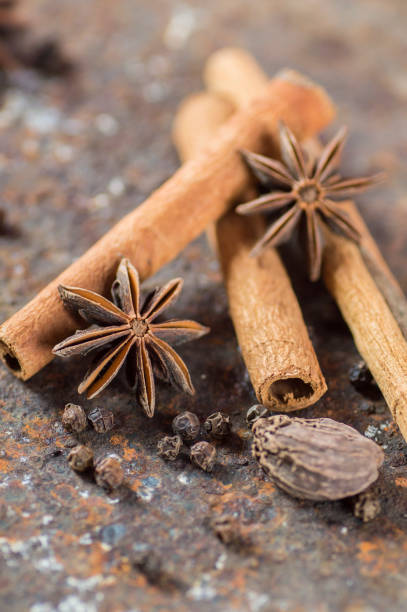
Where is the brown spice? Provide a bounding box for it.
[211,514,249,547]
[88,407,114,433]
[237,123,383,281]
[95,456,124,490]
[353,488,381,522]
[172,411,200,441]
[190,441,216,472]
[246,404,269,429]
[53,258,208,416]
[61,403,87,433]
[252,415,384,501]
[204,412,231,439]
[157,435,182,461]
[67,445,93,472]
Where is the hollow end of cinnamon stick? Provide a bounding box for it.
[0,341,24,379]
[260,376,322,410]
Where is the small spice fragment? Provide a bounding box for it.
[61,403,87,433]
[157,435,182,461]
[353,489,381,522]
[190,441,216,472]
[68,445,93,472]
[211,514,249,547]
[132,550,183,589]
[88,406,114,433]
[95,455,124,490]
[252,415,384,501]
[349,360,382,401]
[53,258,209,416]
[172,411,200,441]
[246,404,268,429]
[204,411,231,439]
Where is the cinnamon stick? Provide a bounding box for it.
[173,93,327,409]
[204,47,407,441]
[0,68,335,380]
[323,230,407,438]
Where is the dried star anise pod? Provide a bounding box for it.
[53,258,209,417]
[237,122,384,281]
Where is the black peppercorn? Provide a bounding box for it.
[68,445,93,472]
[204,411,231,439]
[190,441,216,472]
[95,455,124,490]
[157,435,182,461]
[246,404,268,429]
[88,406,114,433]
[172,411,200,441]
[62,403,87,433]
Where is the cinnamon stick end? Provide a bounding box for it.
[0,340,26,380]
[258,374,327,411]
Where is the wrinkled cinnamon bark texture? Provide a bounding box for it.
[252,415,383,500]
[172,90,327,410]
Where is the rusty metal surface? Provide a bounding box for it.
[1,1,407,611]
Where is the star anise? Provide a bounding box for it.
[236,123,384,281]
[53,258,209,417]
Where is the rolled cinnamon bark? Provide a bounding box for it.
[0,66,335,380]
[173,93,327,409]
[323,230,407,439]
[204,47,407,441]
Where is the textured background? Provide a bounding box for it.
[1,1,407,611]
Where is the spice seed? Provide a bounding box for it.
[211,514,249,547]
[204,411,231,439]
[253,415,384,501]
[68,445,93,472]
[95,455,124,490]
[246,404,268,429]
[157,435,182,461]
[61,403,87,433]
[88,406,114,433]
[353,489,381,522]
[190,441,216,472]
[172,411,200,441]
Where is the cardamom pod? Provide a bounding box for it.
[252,415,384,501]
